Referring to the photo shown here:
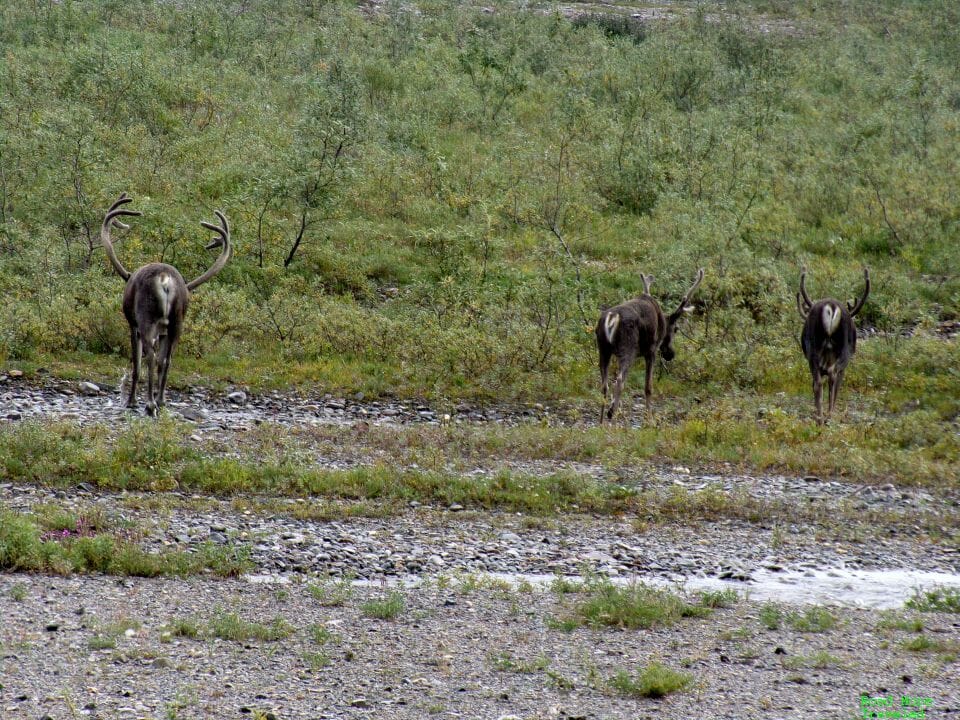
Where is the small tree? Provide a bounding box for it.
[282,61,366,268]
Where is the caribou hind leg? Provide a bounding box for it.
[599,344,613,423]
[607,351,637,422]
[127,327,142,409]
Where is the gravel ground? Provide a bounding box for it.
[2,574,959,720]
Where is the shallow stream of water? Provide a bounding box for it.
[248,567,960,610]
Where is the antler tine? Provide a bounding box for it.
[669,268,704,319]
[798,266,813,310]
[100,193,142,281]
[796,292,809,318]
[641,274,654,295]
[847,267,870,317]
[199,210,230,249]
[187,210,232,291]
[680,267,704,306]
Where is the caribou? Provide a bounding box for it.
[100,193,231,415]
[796,267,870,424]
[596,268,704,423]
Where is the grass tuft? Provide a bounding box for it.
[567,579,710,630]
[611,663,693,698]
[208,611,294,642]
[905,586,960,614]
[360,591,406,620]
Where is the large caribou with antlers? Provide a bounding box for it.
[100,193,231,415]
[796,267,870,424]
[596,268,704,423]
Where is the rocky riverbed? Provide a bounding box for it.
[2,375,959,718]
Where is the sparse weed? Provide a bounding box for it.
[309,624,336,645]
[491,652,550,673]
[303,651,331,670]
[786,606,837,633]
[876,611,924,633]
[165,617,202,639]
[759,603,783,630]
[782,651,844,670]
[698,589,739,609]
[611,663,693,698]
[905,586,960,614]
[307,577,354,607]
[208,611,294,642]
[361,591,405,620]
[568,579,709,630]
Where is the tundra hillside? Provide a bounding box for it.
[0,1,957,480]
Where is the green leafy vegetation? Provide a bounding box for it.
[0,0,956,461]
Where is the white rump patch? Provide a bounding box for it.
[155,273,175,324]
[821,304,841,335]
[603,312,621,343]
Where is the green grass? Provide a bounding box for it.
[905,586,960,613]
[610,663,693,698]
[900,634,958,658]
[491,652,550,674]
[786,606,837,633]
[208,611,294,642]
[165,618,202,640]
[88,635,117,650]
[759,603,783,630]
[4,419,955,545]
[303,651,331,670]
[565,579,711,630]
[782,651,845,670]
[876,611,924,632]
[307,578,354,607]
[360,591,406,620]
[88,617,141,650]
[0,507,251,577]
[309,624,336,646]
[697,589,739,609]
[759,603,838,633]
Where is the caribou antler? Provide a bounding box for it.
[798,267,813,314]
[100,193,142,281]
[669,267,704,320]
[641,274,654,295]
[186,210,231,291]
[846,267,870,317]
